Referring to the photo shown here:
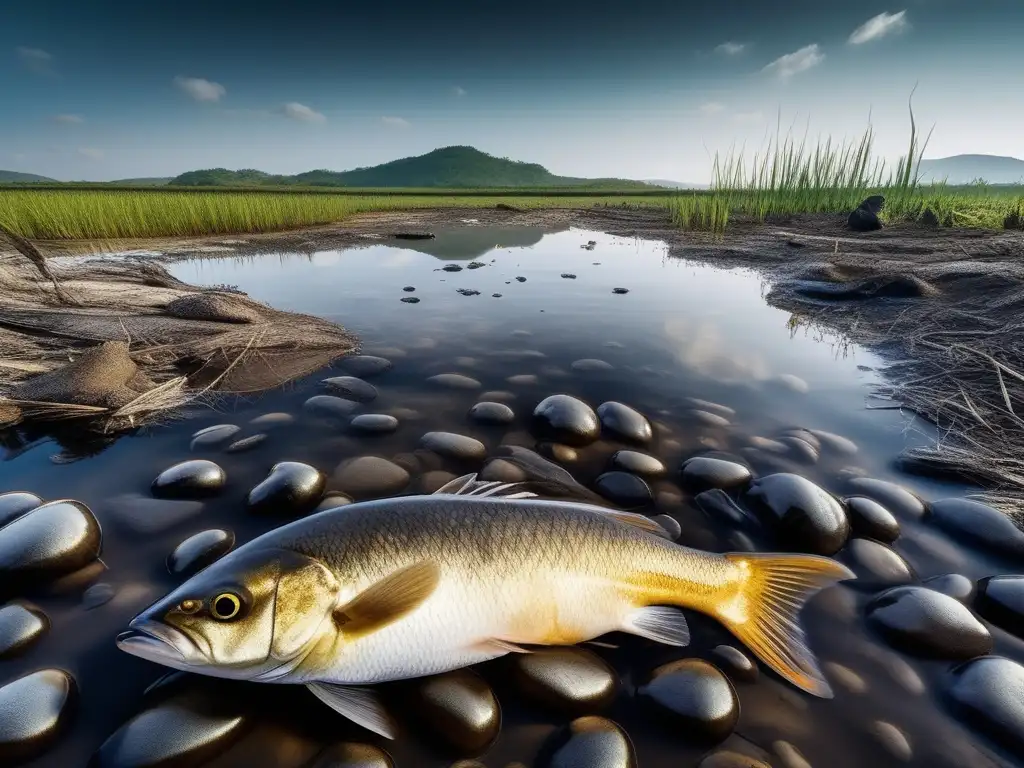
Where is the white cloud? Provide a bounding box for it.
[381,116,410,128]
[848,11,909,45]
[452,86,467,97]
[54,114,84,124]
[16,46,54,74]
[282,102,327,123]
[762,44,825,79]
[174,76,226,102]
[715,41,746,56]
[699,102,726,116]
[78,147,104,159]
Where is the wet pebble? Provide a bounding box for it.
[167,529,235,577]
[773,741,811,768]
[0,492,43,528]
[404,669,500,756]
[561,273,577,279]
[923,573,976,602]
[610,450,665,478]
[689,410,731,428]
[515,276,526,282]
[314,493,353,512]
[745,473,849,555]
[506,374,538,386]
[694,489,762,530]
[350,414,400,435]
[400,296,420,303]
[698,751,771,768]
[152,460,226,499]
[248,412,294,429]
[612,287,629,294]
[571,359,614,373]
[468,402,515,425]
[594,472,652,509]
[870,721,912,762]
[443,264,463,272]
[304,395,361,421]
[0,500,102,587]
[976,575,1024,637]
[824,662,867,694]
[533,394,600,447]
[807,429,858,456]
[479,390,516,402]
[840,538,913,588]
[538,716,635,768]
[711,645,758,683]
[652,514,681,540]
[479,459,528,483]
[338,355,393,378]
[639,659,739,743]
[82,582,116,610]
[224,433,267,453]
[927,497,1024,559]
[421,471,459,494]
[777,436,819,464]
[0,601,48,658]
[681,457,752,493]
[323,376,378,402]
[332,456,410,499]
[844,496,900,543]
[428,373,482,390]
[866,585,992,659]
[0,668,76,764]
[945,655,1024,757]
[307,742,394,767]
[512,646,618,715]
[420,432,487,462]
[846,477,926,519]
[247,461,326,514]
[596,401,652,444]
[403,285,416,292]
[539,443,579,465]
[189,424,240,451]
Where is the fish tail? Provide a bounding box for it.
[712,552,853,698]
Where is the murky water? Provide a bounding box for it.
[2,227,1022,768]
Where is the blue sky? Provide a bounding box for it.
[2,0,1022,181]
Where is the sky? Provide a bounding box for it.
[1,0,1022,182]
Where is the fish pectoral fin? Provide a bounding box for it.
[433,472,538,499]
[474,638,533,654]
[307,682,397,740]
[334,560,440,636]
[592,509,673,539]
[623,605,691,646]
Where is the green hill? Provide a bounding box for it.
[917,154,1024,185]
[169,146,655,189]
[0,170,58,183]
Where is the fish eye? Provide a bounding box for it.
[178,599,201,615]
[210,592,242,621]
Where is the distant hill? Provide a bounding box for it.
[106,177,173,186]
[643,179,709,190]
[917,154,1024,185]
[170,146,657,189]
[0,170,58,183]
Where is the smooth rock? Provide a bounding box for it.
[689,410,731,428]
[338,355,393,378]
[777,436,819,465]
[167,529,235,577]
[946,655,1024,757]
[866,586,992,659]
[745,473,849,555]
[870,721,912,762]
[480,390,516,402]
[403,285,416,291]
[0,669,75,764]
[404,669,500,756]
[844,496,900,543]
[711,645,758,683]
[773,740,812,768]
[468,402,515,425]
[0,601,48,658]
[846,478,926,519]
[248,412,295,429]
[307,742,394,767]
[652,514,681,540]
[506,374,538,386]
[478,459,528,483]
[773,374,809,394]
[694,489,761,531]
[189,424,240,451]
[824,662,867,694]
[927,498,1024,559]
[323,376,378,403]
[538,716,635,768]
[349,414,400,435]
[428,374,482,390]
[0,492,42,528]
[82,582,116,610]
[332,457,410,500]
[807,429,858,456]
[849,203,882,232]
[596,402,652,444]
[224,434,268,453]
[421,471,459,494]
[639,659,739,743]
[610,451,665,478]
[571,359,614,373]
[314,493,353,512]
[682,457,752,493]
[923,573,976,603]
[400,296,420,303]
[533,395,600,447]
[106,496,202,535]
[976,575,1024,637]
[247,461,326,515]
[512,647,618,715]
[699,751,771,768]
[841,538,914,587]
[420,432,487,462]
[152,460,226,499]
[594,472,653,509]
[0,500,102,587]
[303,395,361,421]
[612,287,629,295]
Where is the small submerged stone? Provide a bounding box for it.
[773,374,809,393]
[304,395,361,421]
[652,514,681,540]
[420,432,487,462]
[428,373,482,390]
[840,539,913,588]
[0,668,76,764]
[638,659,739,743]
[745,473,849,555]
[167,529,235,577]
[189,424,240,451]
[927,498,1024,559]
[404,669,500,756]
[777,435,819,464]
[681,457,752,493]
[479,459,528,484]
[249,412,295,429]
[224,433,268,453]
[946,655,1024,758]
[866,586,992,659]
[512,647,618,715]
[538,716,635,768]
[307,743,394,768]
[323,376,378,403]
[711,645,758,683]
[975,575,1024,638]
[314,493,353,512]
[869,721,912,762]
[612,287,629,295]
[400,296,420,303]
[331,456,410,500]
[0,492,42,527]
[571,359,614,373]
[338,355,393,378]
[807,429,858,456]
[507,374,538,386]
[846,477,926,519]
[533,395,600,447]
[0,601,48,658]
[594,472,652,509]
[699,752,771,768]
[923,573,976,602]
[442,264,463,272]
[0,500,102,587]
[561,273,577,279]
[538,443,579,465]
[844,496,900,543]
[152,460,226,499]
[247,461,326,515]
[610,450,665,478]
[403,285,416,292]
[82,582,116,610]
[349,414,400,435]
[515,276,527,283]
[689,410,731,428]
[468,402,515,425]
[596,402,652,444]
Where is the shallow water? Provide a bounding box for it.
[2,226,1021,768]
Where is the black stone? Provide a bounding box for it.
[456,288,481,296]
[0,669,76,764]
[395,232,435,240]
[0,500,102,589]
[594,472,653,509]
[923,573,976,602]
[846,477,926,519]
[223,433,267,453]
[610,450,665,478]
[338,355,393,378]
[167,529,235,577]
[512,647,618,716]
[0,601,48,659]
[400,296,420,303]
[515,276,527,282]
[976,575,1024,638]
[596,401,652,444]
[710,645,758,683]
[638,659,739,743]
[844,496,900,543]
[401,669,500,756]
[927,498,1024,560]
[349,414,400,434]
[420,432,487,462]
[492,293,502,298]
[538,716,635,768]
[744,473,849,555]
[866,585,992,659]
[152,460,226,499]
[467,261,486,269]
[848,196,885,231]
[652,514,681,541]
[248,412,294,429]
[189,424,240,451]
[681,457,752,493]
[946,655,1024,758]
[331,456,410,500]
[538,442,579,464]
[920,208,940,226]
[840,539,913,588]
[442,264,463,272]
[612,288,629,294]
[468,402,515,425]
[694,489,763,532]
[247,461,326,515]
[403,286,416,291]
[323,375,378,402]
[0,492,42,527]
[307,743,394,768]
[533,394,601,447]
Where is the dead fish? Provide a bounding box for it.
[117,474,852,738]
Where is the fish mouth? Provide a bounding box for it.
[116,619,200,667]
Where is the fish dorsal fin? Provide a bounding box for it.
[590,508,673,539]
[433,472,537,499]
[307,682,397,739]
[334,560,440,637]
